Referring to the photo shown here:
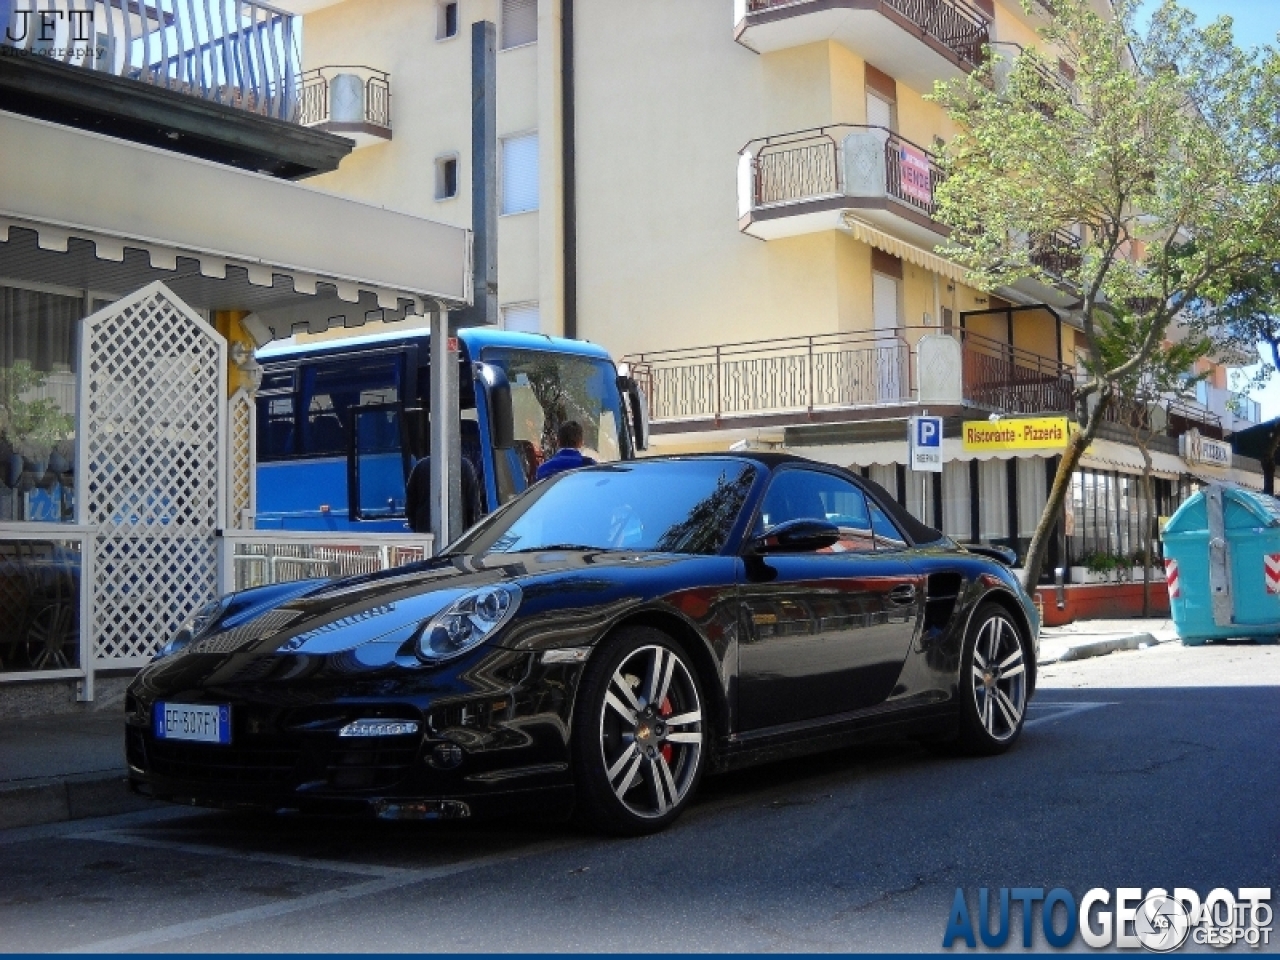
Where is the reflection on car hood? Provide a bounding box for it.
[177,549,692,660]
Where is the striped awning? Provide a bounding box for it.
[840,214,968,284]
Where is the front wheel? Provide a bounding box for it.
[955,602,1029,755]
[572,627,707,836]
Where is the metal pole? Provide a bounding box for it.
[429,310,452,551]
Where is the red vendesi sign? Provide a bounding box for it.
[899,144,933,205]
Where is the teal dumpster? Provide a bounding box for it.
[1161,482,1280,644]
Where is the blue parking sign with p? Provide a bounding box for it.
[909,416,943,472]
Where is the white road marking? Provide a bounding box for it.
[1024,701,1114,728]
[65,829,412,878]
[62,839,579,954]
[0,805,197,847]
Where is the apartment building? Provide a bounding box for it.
[293,0,1261,605]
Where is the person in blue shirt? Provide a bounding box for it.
[535,420,597,482]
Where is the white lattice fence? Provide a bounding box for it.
[77,282,226,665]
[227,389,256,529]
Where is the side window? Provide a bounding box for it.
[758,469,876,554]
[868,499,907,551]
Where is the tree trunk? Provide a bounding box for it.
[1020,392,1112,591]
[1265,423,1280,497]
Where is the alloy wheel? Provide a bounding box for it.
[970,614,1027,742]
[598,644,703,820]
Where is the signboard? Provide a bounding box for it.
[1179,428,1232,470]
[962,417,1072,453]
[908,415,943,472]
[899,144,933,205]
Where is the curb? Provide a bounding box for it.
[1040,632,1159,666]
[0,771,157,832]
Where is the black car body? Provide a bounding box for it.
[127,454,1039,833]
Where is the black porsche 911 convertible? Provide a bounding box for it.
[126,453,1039,835]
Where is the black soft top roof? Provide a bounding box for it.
[650,452,947,548]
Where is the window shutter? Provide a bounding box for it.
[502,133,539,214]
[502,302,540,333]
[501,0,537,49]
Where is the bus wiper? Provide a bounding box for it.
[528,543,616,553]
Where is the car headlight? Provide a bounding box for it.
[416,584,521,662]
[155,598,225,660]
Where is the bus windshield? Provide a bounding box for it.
[482,347,626,503]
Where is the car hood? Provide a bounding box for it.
[137,549,716,689]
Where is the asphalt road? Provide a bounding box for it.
[1,641,1276,953]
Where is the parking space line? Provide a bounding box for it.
[65,829,414,878]
[1024,701,1114,728]
[61,838,580,954]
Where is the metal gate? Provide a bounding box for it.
[76,282,226,677]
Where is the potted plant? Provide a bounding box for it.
[0,361,74,483]
[1072,551,1119,584]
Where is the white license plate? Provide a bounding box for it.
[154,702,231,745]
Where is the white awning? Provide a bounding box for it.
[840,214,968,284]
[0,110,472,340]
[1079,438,1184,480]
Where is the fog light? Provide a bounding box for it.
[428,742,463,769]
[338,719,420,738]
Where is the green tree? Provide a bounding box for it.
[930,0,1280,588]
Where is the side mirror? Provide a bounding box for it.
[474,362,514,450]
[747,519,841,555]
[618,375,650,452]
[968,544,1018,567]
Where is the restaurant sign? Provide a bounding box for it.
[1179,428,1232,469]
[962,416,1072,452]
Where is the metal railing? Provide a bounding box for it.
[747,125,944,219]
[298,66,391,130]
[961,331,1075,413]
[1029,227,1083,280]
[987,41,1075,110]
[746,0,991,70]
[218,531,434,593]
[1,0,301,121]
[626,332,914,424]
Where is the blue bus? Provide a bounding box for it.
[253,328,648,531]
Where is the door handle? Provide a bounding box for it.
[886,584,917,605]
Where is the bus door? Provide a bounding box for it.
[347,402,412,523]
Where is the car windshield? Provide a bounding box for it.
[452,460,758,557]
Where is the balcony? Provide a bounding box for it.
[626,327,1073,432]
[739,125,946,246]
[961,331,1075,414]
[1028,228,1082,281]
[988,42,1075,113]
[299,66,392,148]
[0,0,351,177]
[733,0,991,91]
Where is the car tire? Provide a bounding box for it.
[571,626,707,836]
[954,602,1030,756]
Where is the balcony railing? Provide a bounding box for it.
[1029,228,1083,281]
[745,0,990,71]
[626,332,914,424]
[988,41,1075,112]
[2,0,300,121]
[961,331,1075,414]
[746,125,944,220]
[298,66,392,140]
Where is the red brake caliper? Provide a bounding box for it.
[659,697,674,764]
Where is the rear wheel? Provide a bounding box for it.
[572,627,706,836]
[955,602,1029,755]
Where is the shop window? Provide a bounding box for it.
[501,0,536,49]
[501,132,539,215]
[978,458,1010,542]
[941,461,970,541]
[1016,458,1048,540]
[0,285,82,524]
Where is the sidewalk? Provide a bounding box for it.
[0,709,153,831]
[1038,617,1177,665]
